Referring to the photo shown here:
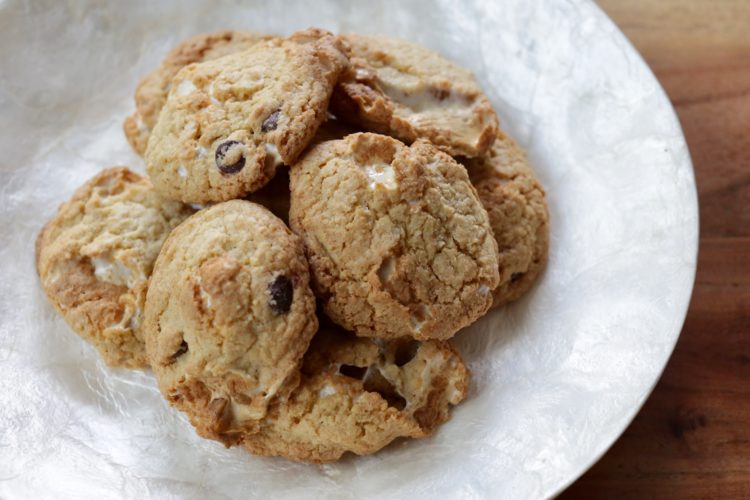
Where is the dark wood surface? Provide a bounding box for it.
[562,1,750,497]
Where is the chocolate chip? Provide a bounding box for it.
[510,272,524,283]
[268,275,293,314]
[339,364,367,380]
[215,140,245,174]
[167,340,188,364]
[261,110,280,132]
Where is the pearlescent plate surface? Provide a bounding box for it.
[0,0,697,498]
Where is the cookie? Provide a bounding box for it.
[143,200,317,445]
[35,167,192,368]
[145,28,349,204]
[463,133,550,307]
[244,320,469,462]
[289,132,500,340]
[331,34,499,158]
[124,30,272,156]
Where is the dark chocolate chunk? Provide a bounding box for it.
[261,110,280,132]
[510,272,524,283]
[169,340,188,364]
[215,140,246,174]
[268,274,293,314]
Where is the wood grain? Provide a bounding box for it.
[562,1,750,498]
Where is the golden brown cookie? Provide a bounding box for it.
[124,30,272,155]
[143,200,318,445]
[36,167,192,368]
[145,28,349,204]
[331,34,499,157]
[464,133,549,307]
[290,132,500,340]
[244,320,469,462]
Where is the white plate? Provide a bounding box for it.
[0,0,697,498]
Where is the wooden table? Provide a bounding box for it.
[562,1,750,497]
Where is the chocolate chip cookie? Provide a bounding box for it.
[36,167,192,368]
[331,34,499,158]
[124,30,272,156]
[145,28,349,204]
[290,132,500,340]
[464,133,550,307]
[244,319,469,462]
[143,200,317,445]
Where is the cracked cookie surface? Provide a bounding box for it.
[244,319,469,462]
[143,200,317,445]
[145,28,349,204]
[464,133,549,307]
[331,34,499,158]
[36,167,192,368]
[124,30,272,156]
[290,132,499,340]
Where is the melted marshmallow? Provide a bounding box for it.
[318,384,337,398]
[91,256,133,287]
[264,143,283,167]
[364,163,397,190]
[175,79,197,96]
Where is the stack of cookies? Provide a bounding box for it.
[36,28,549,463]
